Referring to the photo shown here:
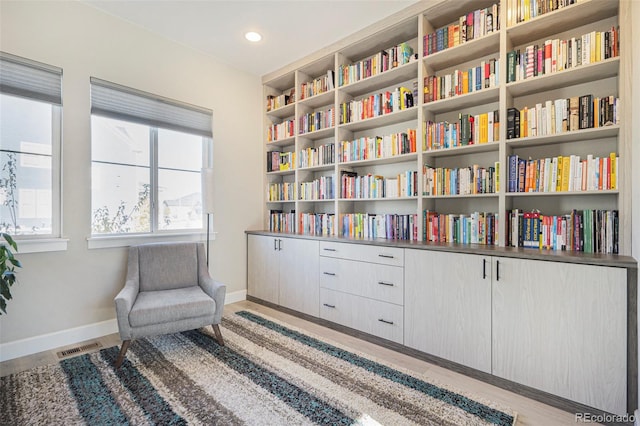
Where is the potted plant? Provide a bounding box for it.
[0,233,21,315]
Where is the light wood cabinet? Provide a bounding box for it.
[247,234,319,316]
[318,241,405,343]
[491,256,627,415]
[404,249,492,373]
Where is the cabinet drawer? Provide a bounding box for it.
[319,257,403,306]
[320,288,403,344]
[319,241,404,266]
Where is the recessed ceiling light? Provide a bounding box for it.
[245,32,262,42]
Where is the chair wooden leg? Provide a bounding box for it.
[212,324,225,346]
[115,340,131,368]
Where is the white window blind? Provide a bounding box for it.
[0,52,62,105]
[90,77,213,138]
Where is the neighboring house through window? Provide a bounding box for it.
[0,52,62,238]
[90,78,213,235]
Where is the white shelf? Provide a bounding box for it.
[506,0,618,47]
[339,196,419,202]
[339,152,418,167]
[423,31,500,71]
[266,136,295,148]
[298,126,334,140]
[266,200,295,204]
[298,90,335,109]
[298,164,335,172]
[423,193,498,199]
[338,61,419,98]
[339,107,418,132]
[506,190,618,197]
[266,103,295,120]
[505,125,619,149]
[423,87,500,114]
[298,198,336,203]
[424,142,499,158]
[506,58,620,98]
[266,169,295,176]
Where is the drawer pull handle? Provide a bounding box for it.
[378,254,394,259]
[378,281,394,287]
[378,318,394,325]
[323,248,337,252]
[323,303,336,309]
[323,272,336,276]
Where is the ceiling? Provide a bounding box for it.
[83,0,421,77]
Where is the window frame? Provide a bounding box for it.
[87,78,213,246]
[0,52,66,252]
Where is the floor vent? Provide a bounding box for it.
[56,342,102,359]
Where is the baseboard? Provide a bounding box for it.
[0,289,248,362]
[0,318,118,362]
[225,289,247,305]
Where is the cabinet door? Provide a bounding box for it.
[247,235,280,304]
[492,257,627,415]
[405,250,491,373]
[278,237,319,317]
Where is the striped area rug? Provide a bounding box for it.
[1,310,517,425]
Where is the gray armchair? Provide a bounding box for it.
[114,241,226,368]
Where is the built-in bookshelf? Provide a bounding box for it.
[261,0,629,255]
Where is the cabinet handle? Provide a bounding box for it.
[377,281,394,287]
[323,303,336,308]
[278,239,282,251]
[378,254,394,259]
[323,272,336,276]
[482,258,487,279]
[378,318,394,325]
[496,260,500,281]
[274,239,278,251]
[323,248,336,252]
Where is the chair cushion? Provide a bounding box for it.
[138,243,198,291]
[129,286,215,328]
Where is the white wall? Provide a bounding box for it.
[0,1,263,346]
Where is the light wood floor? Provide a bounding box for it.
[0,300,589,425]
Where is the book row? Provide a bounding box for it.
[506,208,618,254]
[300,70,335,100]
[339,86,415,124]
[298,143,335,169]
[267,182,295,202]
[423,210,499,246]
[299,108,335,135]
[266,150,295,172]
[424,58,500,103]
[299,212,336,236]
[423,3,500,57]
[267,119,295,142]
[299,176,335,201]
[422,164,498,196]
[337,41,415,87]
[507,153,618,194]
[423,110,500,150]
[266,92,294,112]
[338,130,417,163]
[341,213,419,241]
[506,27,619,84]
[506,94,619,139]
[506,0,577,28]
[340,170,418,200]
[268,210,296,234]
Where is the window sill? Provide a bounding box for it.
[9,238,69,254]
[87,231,217,250]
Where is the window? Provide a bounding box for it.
[0,52,62,238]
[90,78,212,236]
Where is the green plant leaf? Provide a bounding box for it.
[0,281,12,300]
[1,233,17,251]
[9,258,21,268]
[0,297,6,315]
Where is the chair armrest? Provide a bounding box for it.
[114,279,139,340]
[199,276,226,323]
